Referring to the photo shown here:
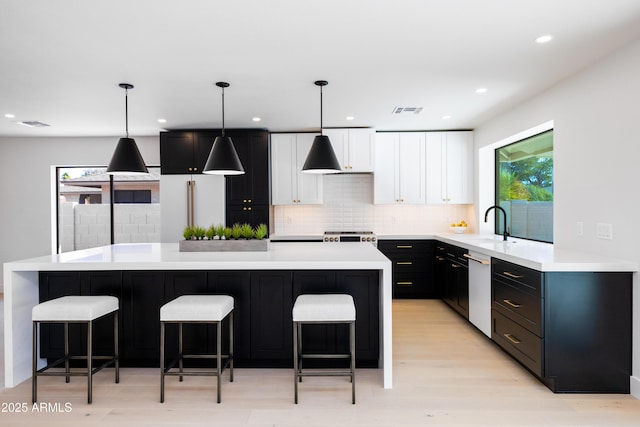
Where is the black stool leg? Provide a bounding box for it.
[32,322,38,403]
[216,320,222,404]
[160,322,165,403]
[350,321,356,404]
[293,322,298,404]
[114,312,119,384]
[229,312,234,382]
[178,323,184,382]
[87,320,93,404]
[64,322,70,383]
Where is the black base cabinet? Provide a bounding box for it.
[378,240,436,298]
[39,269,379,369]
[491,258,632,393]
[435,243,469,319]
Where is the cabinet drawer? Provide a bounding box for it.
[492,258,542,297]
[492,310,542,377]
[390,256,429,273]
[378,240,430,254]
[492,281,542,336]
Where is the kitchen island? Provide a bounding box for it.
[3,242,392,389]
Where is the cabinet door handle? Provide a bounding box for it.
[396,261,413,265]
[503,271,523,279]
[435,256,445,261]
[193,167,198,171]
[451,263,460,268]
[396,245,413,249]
[503,333,521,345]
[396,281,413,286]
[503,299,521,308]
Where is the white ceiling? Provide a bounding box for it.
[2,0,640,137]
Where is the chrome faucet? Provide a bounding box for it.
[484,205,508,241]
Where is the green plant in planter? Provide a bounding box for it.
[205,225,216,240]
[193,226,206,240]
[231,223,242,240]
[254,223,268,240]
[215,224,226,239]
[183,226,195,240]
[240,223,254,239]
[223,227,233,240]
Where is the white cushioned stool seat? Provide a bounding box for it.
[32,296,119,321]
[293,294,355,322]
[161,295,234,322]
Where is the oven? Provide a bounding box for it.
[323,231,377,246]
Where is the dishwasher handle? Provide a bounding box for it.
[463,253,490,265]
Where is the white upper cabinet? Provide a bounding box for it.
[323,128,375,172]
[425,131,473,204]
[271,133,323,205]
[374,132,426,204]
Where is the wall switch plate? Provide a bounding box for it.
[596,222,613,240]
[576,221,584,236]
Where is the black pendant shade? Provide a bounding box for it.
[302,80,341,174]
[203,135,245,175]
[302,134,342,173]
[203,81,245,175]
[107,137,148,175]
[107,83,148,175]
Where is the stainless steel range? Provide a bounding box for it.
[323,231,377,246]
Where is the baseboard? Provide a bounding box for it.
[631,376,640,399]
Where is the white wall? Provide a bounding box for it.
[474,36,640,397]
[0,135,159,272]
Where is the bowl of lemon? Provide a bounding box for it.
[450,221,468,234]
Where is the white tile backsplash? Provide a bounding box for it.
[273,174,475,235]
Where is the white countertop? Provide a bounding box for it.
[379,233,637,272]
[5,242,390,272]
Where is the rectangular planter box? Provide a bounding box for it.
[179,239,270,252]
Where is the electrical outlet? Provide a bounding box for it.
[576,221,584,236]
[596,222,613,240]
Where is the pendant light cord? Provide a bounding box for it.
[221,86,225,137]
[124,87,129,138]
[319,84,323,135]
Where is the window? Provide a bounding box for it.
[495,130,553,243]
[57,167,160,252]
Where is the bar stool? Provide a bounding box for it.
[292,294,356,404]
[160,295,234,403]
[32,295,120,404]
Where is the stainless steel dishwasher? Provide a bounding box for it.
[465,251,491,337]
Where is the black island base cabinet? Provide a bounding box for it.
[38,269,380,369]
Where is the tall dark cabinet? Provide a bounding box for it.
[160,129,270,229]
[223,129,270,228]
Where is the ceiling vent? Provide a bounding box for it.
[18,120,50,128]
[392,106,423,115]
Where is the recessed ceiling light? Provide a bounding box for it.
[4,113,15,118]
[345,116,354,121]
[535,35,553,44]
[252,117,261,122]
[475,87,488,94]
[157,118,167,123]
[442,115,452,120]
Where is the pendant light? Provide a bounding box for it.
[203,82,245,175]
[106,83,148,175]
[302,80,341,174]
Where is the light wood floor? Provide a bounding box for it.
[1,297,639,426]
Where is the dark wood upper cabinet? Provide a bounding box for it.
[160,131,214,174]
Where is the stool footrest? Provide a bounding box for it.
[297,370,354,377]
